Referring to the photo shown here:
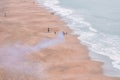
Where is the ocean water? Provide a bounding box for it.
[37,0,120,77]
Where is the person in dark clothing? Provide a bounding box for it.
[62,31,65,35]
[54,32,56,34]
[48,28,50,32]
[62,31,68,36]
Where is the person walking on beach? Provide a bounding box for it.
[62,31,65,36]
[54,31,56,34]
[65,32,67,35]
[48,28,50,32]
[62,31,68,35]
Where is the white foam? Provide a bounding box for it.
[37,0,120,74]
[38,0,73,16]
[79,32,120,70]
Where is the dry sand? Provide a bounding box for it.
[0,0,120,80]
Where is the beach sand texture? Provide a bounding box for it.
[0,0,120,80]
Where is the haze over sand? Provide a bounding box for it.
[0,0,120,80]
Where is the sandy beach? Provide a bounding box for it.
[0,0,120,80]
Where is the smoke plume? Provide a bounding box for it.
[0,32,65,78]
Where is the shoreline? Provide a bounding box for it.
[0,0,119,80]
[37,0,120,78]
[89,51,120,77]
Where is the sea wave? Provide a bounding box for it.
[37,0,120,72]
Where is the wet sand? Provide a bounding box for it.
[0,0,120,80]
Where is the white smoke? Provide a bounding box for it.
[0,32,65,78]
[31,32,65,52]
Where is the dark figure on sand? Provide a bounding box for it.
[51,12,55,15]
[62,31,67,36]
[48,28,50,32]
[54,32,56,34]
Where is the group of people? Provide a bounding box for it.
[48,27,67,36]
